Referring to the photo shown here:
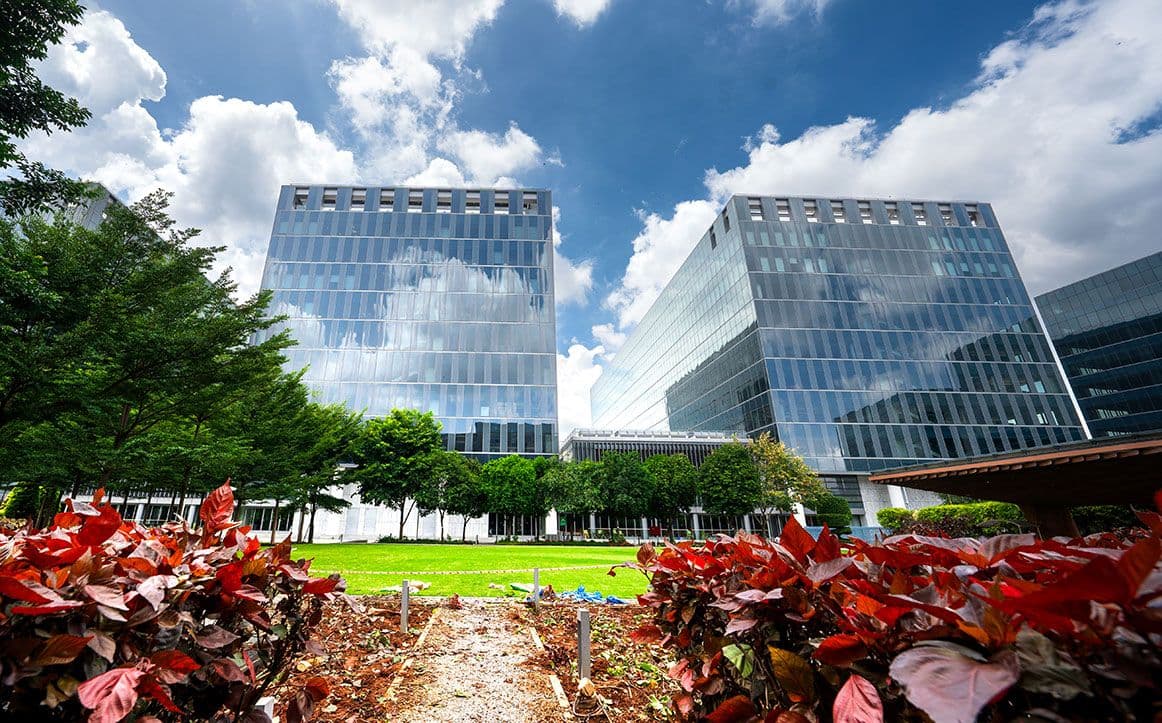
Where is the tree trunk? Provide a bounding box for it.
[397,499,405,540]
[297,505,306,544]
[438,510,445,541]
[177,418,203,514]
[309,502,318,544]
[462,516,469,542]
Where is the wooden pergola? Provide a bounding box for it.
[868,432,1162,536]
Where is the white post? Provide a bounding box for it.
[533,567,540,609]
[577,608,591,681]
[401,579,409,634]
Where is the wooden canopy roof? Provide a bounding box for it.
[869,432,1162,508]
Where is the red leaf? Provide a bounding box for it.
[139,677,181,714]
[150,650,200,675]
[725,618,758,635]
[0,576,53,603]
[1137,509,1162,537]
[630,624,663,643]
[889,646,1019,723]
[304,676,331,701]
[1117,535,1161,597]
[303,575,340,595]
[199,481,235,532]
[31,634,93,666]
[84,584,129,611]
[815,523,841,561]
[78,505,122,547]
[833,674,883,723]
[778,515,815,564]
[196,626,240,649]
[11,600,85,615]
[813,634,868,667]
[77,666,144,723]
[216,562,243,593]
[707,694,756,723]
[208,659,247,682]
[807,557,853,585]
[242,650,257,684]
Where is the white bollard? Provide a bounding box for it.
[577,608,591,681]
[533,567,540,609]
[401,579,409,634]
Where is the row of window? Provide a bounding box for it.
[264,261,549,295]
[750,272,1030,314]
[283,348,556,386]
[740,218,1003,253]
[1051,314,1162,356]
[1073,365,1162,398]
[259,318,555,354]
[766,358,1059,399]
[444,421,557,455]
[754,298,1040,335]
[270,291,552,324]
[759,328,1053,367]
[744,197,986,228]
[1063,335,1162,377]
[267,235,551,268]
[306,381,557,422]
[294,187,542,215]
[748,249,1015,280]
[275,209,551,241]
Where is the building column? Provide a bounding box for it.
[692,511,702,539]
[742,515,752,533]
[887,485,908,509]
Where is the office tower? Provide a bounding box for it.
[591,195,1087,522]
[1037,251,1162,437]
[256,185,558,460]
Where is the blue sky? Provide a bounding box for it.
[21,0,1162,434]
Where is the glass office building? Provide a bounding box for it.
[592,195,1087,482]
[1036,251,1162,437]
[256,185,558,459]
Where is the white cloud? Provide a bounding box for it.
[437,123,544,184]
[553,0,614,26]
[556,343,606,438]
[733,0,831,26]
[330,0,505,59]
[555,252,594,306]
[605,200,717,328]
[606,0,1162,336]
[591,323,626,352]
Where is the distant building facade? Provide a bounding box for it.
[592,195,1087,524]
[251,184,558,540]
[1036,251,1162,437]
[560,429,734,467]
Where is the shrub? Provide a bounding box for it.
[808,493,852,535]
[0,482,343,722]
[618,492,1162,722]
[912,501,1025,535]
[1071,504,1141,536]
[874,507,912,531]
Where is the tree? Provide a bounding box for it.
[544,460,603,516]
[1,0,92,215]
[699,443,762,519]
[599,452,655,519]
[349,409,442,539]
[480,455,544,537]
[414,450,476,541]
[292,403,362,543]
[444,456,488,541]
[809,492,853,535]
[750,433,826,536]
[643,454,699,531]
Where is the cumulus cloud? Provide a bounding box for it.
[732,0,832,26]
[553,0,614,26]
[556,343,606,438]
[329,0,505,59]
[591,323,626,352]
[437,123,544,184]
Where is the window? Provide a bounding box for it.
[710,228,717,249]
[938,203,954,225]
[321,187,337,211]
[858,200,873,224]
[966,204,983,227]
[522,190,539,214]
[911,202,927,225]
[292,186,309,209]
[350,188,366,211]
[748,197,765,220]
[885,201,900,225]
[804,199,819,223]
[830,200,846,223]
[407,189,423,212]
[494,193,510,215]
[436,188,452,213]
[776,199,791,221]
[379,188,395,211]
[722,208,731,232]
[466,189,481,214]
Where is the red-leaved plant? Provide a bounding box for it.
[618,491,1162,722]
[0,482,343,722]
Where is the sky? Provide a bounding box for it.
[21,0,1162,438]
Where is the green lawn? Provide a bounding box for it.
[292,543,650,598]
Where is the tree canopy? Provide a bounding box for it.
[699,442,763,517]
[348,409,443,539]
[643,454,699,524]
[598,452,655,519]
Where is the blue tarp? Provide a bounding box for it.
[558,585,629,605]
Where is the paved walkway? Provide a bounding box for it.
[389,599,563,722]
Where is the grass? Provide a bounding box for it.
[292,542,650,598]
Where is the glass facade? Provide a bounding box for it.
[256,185,558,458]
[1036,251,1162,437]
[592,195,1087,474]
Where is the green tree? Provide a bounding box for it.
[809,492,853,535]
[544,460,603,516]
[599,452,655,519]
[415,450,477,541]
[292,402,362,543]
[750,433,826,536]
[349,409,442,539]
[643,454,699,531]
[1,0,92,215]
[444,456,488,541]
[480,455,544,537]
[699,443,762,518]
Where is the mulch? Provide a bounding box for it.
[273,595,433,723]
[518,602,679,722]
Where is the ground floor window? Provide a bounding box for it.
[487,513,540,537]
[239,506,294,531]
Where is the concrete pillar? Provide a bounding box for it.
[887,485,908,509]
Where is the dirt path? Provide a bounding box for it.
[389,599,564,722]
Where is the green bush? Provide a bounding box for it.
[876,507,913,531]
[809,492,852,535]
[1071,505,1141,536]
[913,502,1025,535]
